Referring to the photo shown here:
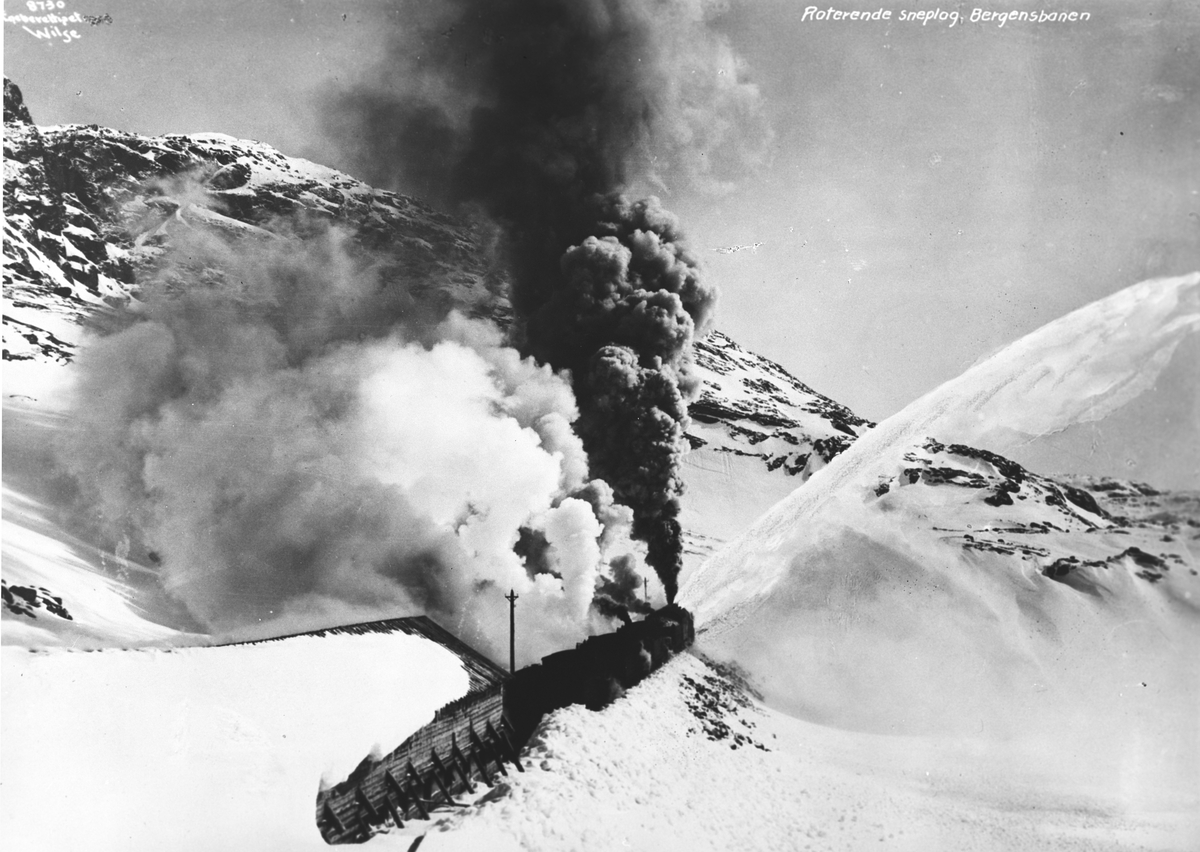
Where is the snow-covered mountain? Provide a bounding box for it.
[2,78,504,367]
[679,332,875,568]
[679,332,1199,605]
[4,77,1198,655]
[678,271,1200,831]
[2,76,872,642]
[5,76,1200,849]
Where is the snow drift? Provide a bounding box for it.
[681,273,1200,804]
[1,631,468,851]
[421,654,1199,852]
[1,483,200,647]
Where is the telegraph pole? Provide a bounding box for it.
[504,589,519,674]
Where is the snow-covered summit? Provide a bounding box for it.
[689,330,873,475]
[5,79,1197,661]
[3,78,504,365]
[678,331,875,568]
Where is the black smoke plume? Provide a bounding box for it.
[327,0,768,600]
[594,553,653,624]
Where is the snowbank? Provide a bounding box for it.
[417,654,1199,851]
[678,274,1200,805]
[683,273,1200,629]
[2,485,195,647]
[1,632,469,851]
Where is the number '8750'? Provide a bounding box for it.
[27,1,67,10]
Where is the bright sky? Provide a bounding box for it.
[5,0,1198,487]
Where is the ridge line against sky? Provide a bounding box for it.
[4,0,1198,487]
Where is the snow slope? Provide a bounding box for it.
[3,77,504,368]
[415,654,1199,852]
[679,275,1200,816]
[683,272,1199,624]
[2,485,198,646]
[680,331,873,569]
[2,387,206,646]
[683,272,1200,634]
[1,631,469,851]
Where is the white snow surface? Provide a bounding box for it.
[677,331,874,571]
[415,654,1199,852]
[4,120,498,364]
[1,485,198,647]
[678,274,1200,812]
[682,272,1200,630]
[1,631,469,851]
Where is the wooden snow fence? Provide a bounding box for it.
[315,685,524,844]
[246,607,694,844]
[224,616,517,845]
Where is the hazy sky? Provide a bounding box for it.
[5,0,1198,486]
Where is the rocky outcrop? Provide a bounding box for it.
[687,330,874,478]
[4,78,33,124]
[2,82,505,363]
[2,580,73,621]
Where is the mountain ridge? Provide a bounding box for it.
[3,79,1197,650]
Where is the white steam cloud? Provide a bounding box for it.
[52,217,635,663]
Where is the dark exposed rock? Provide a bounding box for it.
[2,580,73,620]
[984,481,1018,507]
[1059,484,1110,519]
[1042,546,1171,587]
[1119,546,1168,570]
[208,161,252,190]
[683,331,874,482]
[812,435,852,463]
[3,115,504,362]
[681,656,768,751]
[4,78,32,125]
